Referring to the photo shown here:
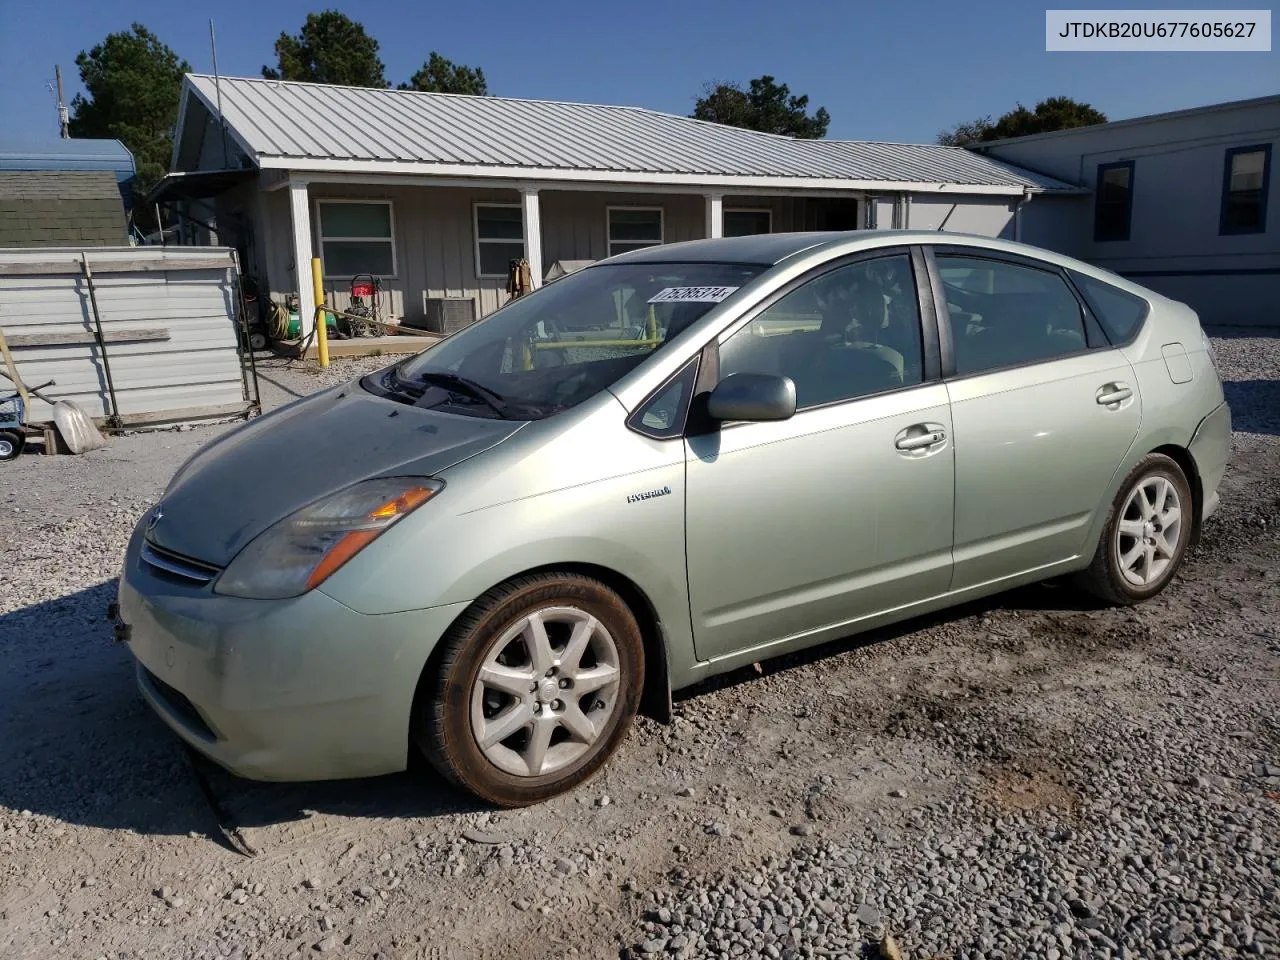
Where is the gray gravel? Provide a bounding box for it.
[1,333,1277,960]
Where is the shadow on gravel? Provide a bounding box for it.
[0,582,482,844]
[676,579,1101,703]
[1223,380,1280,436]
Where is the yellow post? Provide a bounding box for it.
[646,304,658,342]
[311,257,329,368]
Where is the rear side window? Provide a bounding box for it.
[1069,270,1149,344]
[936,255,1087,376]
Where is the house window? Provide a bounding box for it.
[724,209,772,237]
[608,207,663,257]
[474,204,525,278]
[1220,144,1271,235]
[316,200,395,277]
[1093,161,1134,242]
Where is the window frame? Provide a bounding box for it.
[923,244,1105,380]
[1219,143,1272,236]
[706,245,940,422]
[723,207,773,237]
[315,198,397,280]
[473,202,526,279]
[1093,160,1135,243]
[607,206,665,258]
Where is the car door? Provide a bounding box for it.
[684,248,955,664]
[927,246,1142,592]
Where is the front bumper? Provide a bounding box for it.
[116,518,470,781]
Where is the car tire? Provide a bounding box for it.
[1076,453,1193,606]
[417,572,644,807]
[0,430,24,462]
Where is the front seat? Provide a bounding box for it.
[801,288,900,407]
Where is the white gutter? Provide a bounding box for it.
[257,156,1043,197]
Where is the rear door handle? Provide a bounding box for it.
[1096,384,1133,406]
[895,428,946,451]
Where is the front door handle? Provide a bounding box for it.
[895,427,946,451]
[1096,383,1133,406]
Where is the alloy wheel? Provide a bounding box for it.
[1115,474,1183,587]
[469,606,621,778]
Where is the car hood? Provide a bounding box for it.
[148,383,523,567]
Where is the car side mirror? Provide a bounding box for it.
[706,372,797,423]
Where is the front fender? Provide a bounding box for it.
[318,457,701,686]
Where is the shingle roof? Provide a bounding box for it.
[0,170,124,200]
[184,75,1080,194]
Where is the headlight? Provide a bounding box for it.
[215,477,443,599]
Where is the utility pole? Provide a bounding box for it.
[54,65,69,138]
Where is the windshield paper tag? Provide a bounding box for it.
[648,286,739,304]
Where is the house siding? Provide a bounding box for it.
[979,98,1280,325]
[253,180,1060,326]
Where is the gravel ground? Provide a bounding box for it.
[1,333,1277,960]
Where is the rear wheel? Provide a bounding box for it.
[0,430,24,462]
[1077,453,1192,605]
[417,573,644,806]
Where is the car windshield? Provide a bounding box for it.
[386,261,765,419]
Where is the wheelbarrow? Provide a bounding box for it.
[0,380,53,463]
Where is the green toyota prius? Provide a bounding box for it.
[114,231,1231,806]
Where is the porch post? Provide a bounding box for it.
[521,188,543,289]
[705,193,724,238]
[287,179,317,341]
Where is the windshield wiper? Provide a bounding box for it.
[410,371,510,418]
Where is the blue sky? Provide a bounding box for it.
[1,0,1275,143]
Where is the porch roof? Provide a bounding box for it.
[180,75,1082,197]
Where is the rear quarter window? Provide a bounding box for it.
[1069,270,1149,344]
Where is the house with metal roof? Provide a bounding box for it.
[154,74,1082,343]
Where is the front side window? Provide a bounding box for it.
[475,204,525,277]
[938,255,1087,375]
[608,208,663,257]
[384,261,763,420]
[718,254,924,410]
[724,210,772,237]
[1220,145,1271,235]
[1094,161,1134,242]
[317,201,395,277]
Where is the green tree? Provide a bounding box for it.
[398,52,488,95]
[692,75,829,139]
[935,116,996,147]
[937,96,1107,146]
[262,10,387,87]
[69,23,191,232]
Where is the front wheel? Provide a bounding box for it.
[1077,453,1193,605]
[417,573,644,806]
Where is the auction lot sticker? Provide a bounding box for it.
[648,286,740,303]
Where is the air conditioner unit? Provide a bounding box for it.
[410,296,477,334]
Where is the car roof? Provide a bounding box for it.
[602,230,1156,298]
[605,232,852,266]
[601,229,1047,267]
